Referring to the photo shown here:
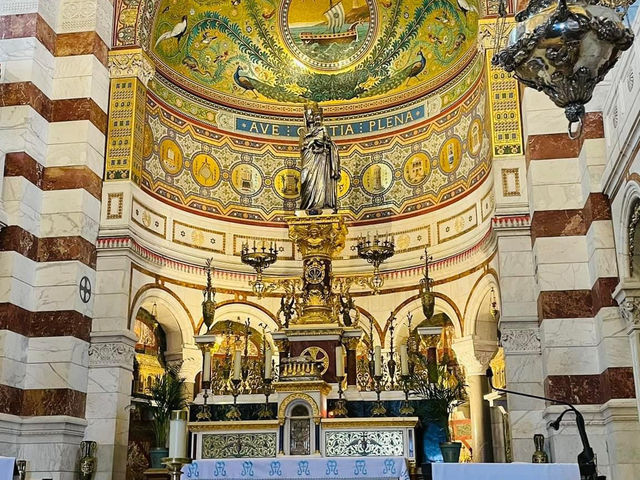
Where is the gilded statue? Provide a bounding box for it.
[300,103,340,215]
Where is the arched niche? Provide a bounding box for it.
[205,302,279,352]
[463,272,500,341]
[615,182,640,279]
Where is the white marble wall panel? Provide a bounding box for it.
[521,89,568,136]
[529,183,585,212]
[0,106,49,164]
[536,262,591,291]
[586,220,618,282]
[52,56,110,111]
[92,255,132,333]
[533,236,589,265]
[541,318,598,348]
[24,360,88,392]
[95,0,114,47]
[529,157,581,187]
[0,38,55,94]
[48,120,105,159]
[0,331,27,389]
[542,344,601,376]
[2,177,41,236]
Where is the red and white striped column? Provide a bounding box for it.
[0,0,113,477]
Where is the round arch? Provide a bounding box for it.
[618,180,640,279]
[463,270,500,338]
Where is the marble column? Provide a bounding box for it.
[616,286,640,415]
[85,330,137,480]
[452,336,497,463]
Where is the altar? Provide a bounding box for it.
[423,463,580,480]
[180,457,409,480]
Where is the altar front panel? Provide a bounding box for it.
[429,463,580,480]
[180,457,410,480]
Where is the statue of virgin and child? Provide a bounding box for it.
[299,103,340,215]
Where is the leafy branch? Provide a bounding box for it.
[187,12,280,73]
[360,0,405,75]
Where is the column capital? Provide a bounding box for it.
[451,335,498,376]
[108,48,155,86]
[613,281,640,332]
[88,330,137,369]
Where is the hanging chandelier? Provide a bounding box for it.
[493,0,634,138]
[202,257,216,332]
[419,247,435,322]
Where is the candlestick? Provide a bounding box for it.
[399,374,414,416]
[335,346,345,378]
[226,378,242,420]
[400,345,409,376]
[233,351,242,380]
[258,377,274,419]
[162,457,192,480]
[374,346,382,377]
[202,349,211,383]
[333,375,348,418]
[168,410,188,459]
[265,348,272,379]
[371,374,387,416]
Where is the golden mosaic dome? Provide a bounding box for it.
[147,0,479,116]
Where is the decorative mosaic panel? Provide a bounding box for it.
[485,47,523,157]
[106,77,147,182]
[437,204,478,243]
[172,221,225,253]
[131,199,167,238]
[324,430,404,457]
[142,82,490,224]
[201,433,277,459]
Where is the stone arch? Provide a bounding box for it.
[278,393,320,422]
[130,285,196,354]
[388,293,463,349]
[463,270,500,339]
[619,181,640,279]
[210,301,280,351]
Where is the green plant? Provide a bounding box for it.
[410,355,467,442]
[149,364,189,448]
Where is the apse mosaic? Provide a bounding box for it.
[147,0,479,114]
[141,80,490,223]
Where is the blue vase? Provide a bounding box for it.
[150,447,168,469]
[422,422,446,463]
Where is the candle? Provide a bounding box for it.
[335,346,345,378]
[168,410,188,458]
[265,348,272,379]
[400,345,409,376]
[203,349,211,383]
[233,351,242,380]
[374,346,382,377]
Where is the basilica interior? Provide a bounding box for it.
[1,0,640,479]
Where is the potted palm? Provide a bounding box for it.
[411,357,467,463]
[148,365,188,468]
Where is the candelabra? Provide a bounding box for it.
[355,233,395,291]
[387,314,396,389]
[258,378,274,419]
[371,374,386,416]
[196,383,212,421]
[16,460,26,480]
[226,378,243,421]
[162,458,192,480]
[399,374,414,416]
[241,241,278,297]
[333,375,348,418]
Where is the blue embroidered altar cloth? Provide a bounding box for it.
[181,456,410,480]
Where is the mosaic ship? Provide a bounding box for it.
[299,0,360,45]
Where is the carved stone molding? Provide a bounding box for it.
[108,48,155,86]
[619,296,640,328]
[88,330,138,369]
[451,336,498,376]
[500,328,541,355]
[89,342,135,368]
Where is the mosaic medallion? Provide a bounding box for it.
[279,0,378,71]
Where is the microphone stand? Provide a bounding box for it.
[486,367,603,480]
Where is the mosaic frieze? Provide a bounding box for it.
[201,432,277,459]
[324,430,404,457]
[141,82,490,223]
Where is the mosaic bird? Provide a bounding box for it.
[232,65,304,102]
[360,50,426,97]
[262,9,276,19]
[155,15,188,47]
[456,0,478,18]
[233,65,259,98]
[405,49,426,86]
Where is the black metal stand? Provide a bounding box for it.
[486,367,604,480]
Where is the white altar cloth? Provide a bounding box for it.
[181,457,410,480]
[0,456,14,480]
[431,462,580,480]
